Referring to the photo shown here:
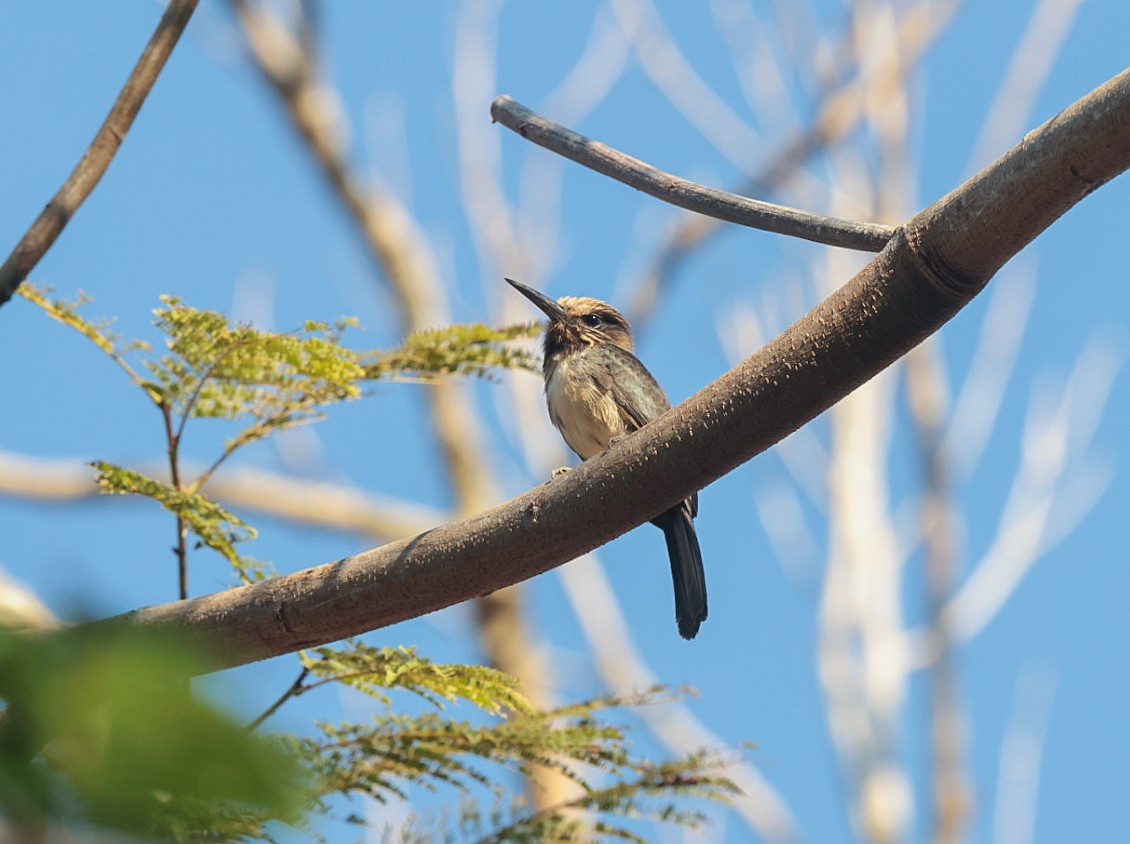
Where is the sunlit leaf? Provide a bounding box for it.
[300,642,532,715]
[364,322,542,382]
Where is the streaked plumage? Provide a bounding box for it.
[506,278,707,639]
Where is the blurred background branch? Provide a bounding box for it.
[226,0,579,813]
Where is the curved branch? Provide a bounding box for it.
[490,95,894,251]
[0,0,200,307]
[108,69,1130,673]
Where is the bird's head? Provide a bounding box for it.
[506,278,634,359]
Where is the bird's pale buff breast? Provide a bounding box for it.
[545,353,628,460]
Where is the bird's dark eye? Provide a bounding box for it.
[582,313,603,328]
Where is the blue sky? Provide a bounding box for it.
[1,2,1129,842]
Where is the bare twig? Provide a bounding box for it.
[939,338,1120,646]
[0,0,200,307]
[227,0,444,330]
[607,0,762,168]
[942,268,1036,480]
[490,96,894,251]
[203,466,443,540]
[820,363,910,844]
[814,12,930,835]
[161,401,191,601]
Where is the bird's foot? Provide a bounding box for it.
[551,466,572,479]
[592,433,628,458]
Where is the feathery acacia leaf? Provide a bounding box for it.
[364,322,542,382]
[300,642,533,715]
[147,296,364,427]
[17,284,149,381]
[354,737,738,843]
[485,753,739,844]
[293,686,733,806]
[90,461,269,582]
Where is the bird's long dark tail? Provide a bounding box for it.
[653,505,707,639]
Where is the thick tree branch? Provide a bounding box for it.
[490,95,895,251]
[0,0,200,307]
[104,69,1129,673]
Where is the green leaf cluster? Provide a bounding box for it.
[283,654,737,842]
[300,642,533,715]
[365,322,543,382]
[146,296,364,440]
[91,461,268,581]
[0,625,306,840]
[396,749,738,844]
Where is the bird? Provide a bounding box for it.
[506,277,707,639]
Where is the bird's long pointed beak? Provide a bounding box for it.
[505,278,568,323]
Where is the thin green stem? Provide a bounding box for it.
[160,401,189,600]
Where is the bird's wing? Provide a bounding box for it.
[590,345,671,431]
[594,345,698,518]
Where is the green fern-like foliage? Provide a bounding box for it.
[299,641,534,715]
[250,645,736,842]
[145,296,364,442]
[293,685,737,841]
[365,322,543,382]
[17,287,369,584]
[482,752,739,844]
[90,462,269,581]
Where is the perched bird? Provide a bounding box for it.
[506,278,707,639]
